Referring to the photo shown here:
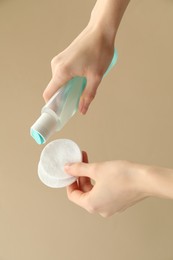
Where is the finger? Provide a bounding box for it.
[79,73,102,114]
[67,180,78,193]
[78,151,93,191]
[43,68,72,103]
[82,151,89,163]
[64,162,97,180]
[66,181,90,209]
[67,150,92,191]
[78,176,93,192]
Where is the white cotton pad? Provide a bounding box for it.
[38,139,82,188]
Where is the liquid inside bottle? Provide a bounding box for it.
[42,76,87,131]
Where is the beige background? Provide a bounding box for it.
[0,0,173,259]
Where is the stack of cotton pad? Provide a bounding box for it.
[38,139,82,188]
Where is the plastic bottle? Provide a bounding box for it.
[30,50,118,144]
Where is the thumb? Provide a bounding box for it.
[64,162,96,180]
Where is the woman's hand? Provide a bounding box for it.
[65,152,150,217]
[43,24,115,114]
[43,0,131,114]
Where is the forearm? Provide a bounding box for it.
[137,164,173,200]
[88,0,131,43]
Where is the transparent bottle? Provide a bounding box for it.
[30,50,118,144]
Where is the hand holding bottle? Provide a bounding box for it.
[43,23,115,115]
[43,0,132,114]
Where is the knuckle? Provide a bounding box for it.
[86,197,99,214]
[51,55,70,74]
[90,71,102,85]
[51,56,58,68]
[94,72,102,83]
[67,194,73,202]
[72,162,80,171]
[87,205,96,214]
[42,90,48,101]
[90,163,99,178]
[68,163,80,175]
[100,212,110,218]
[85,92,96,103]
[55,63,70,76]
[88,92,96,100]
[51,53,63,66]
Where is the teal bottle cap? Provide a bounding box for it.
[30,128,45,145]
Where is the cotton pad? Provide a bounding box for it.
[38,139,82,188]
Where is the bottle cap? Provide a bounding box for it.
[38,139,82,188]
[30,112,58,144]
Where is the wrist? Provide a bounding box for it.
[128,163,153,198]
[146,166,173,200]
[87,0,118,45]
[133,163,173,200]
[87,16,117,46]
[88,0,130,45]
[86,19,116,49]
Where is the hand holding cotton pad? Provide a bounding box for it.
[38,139,82,188]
